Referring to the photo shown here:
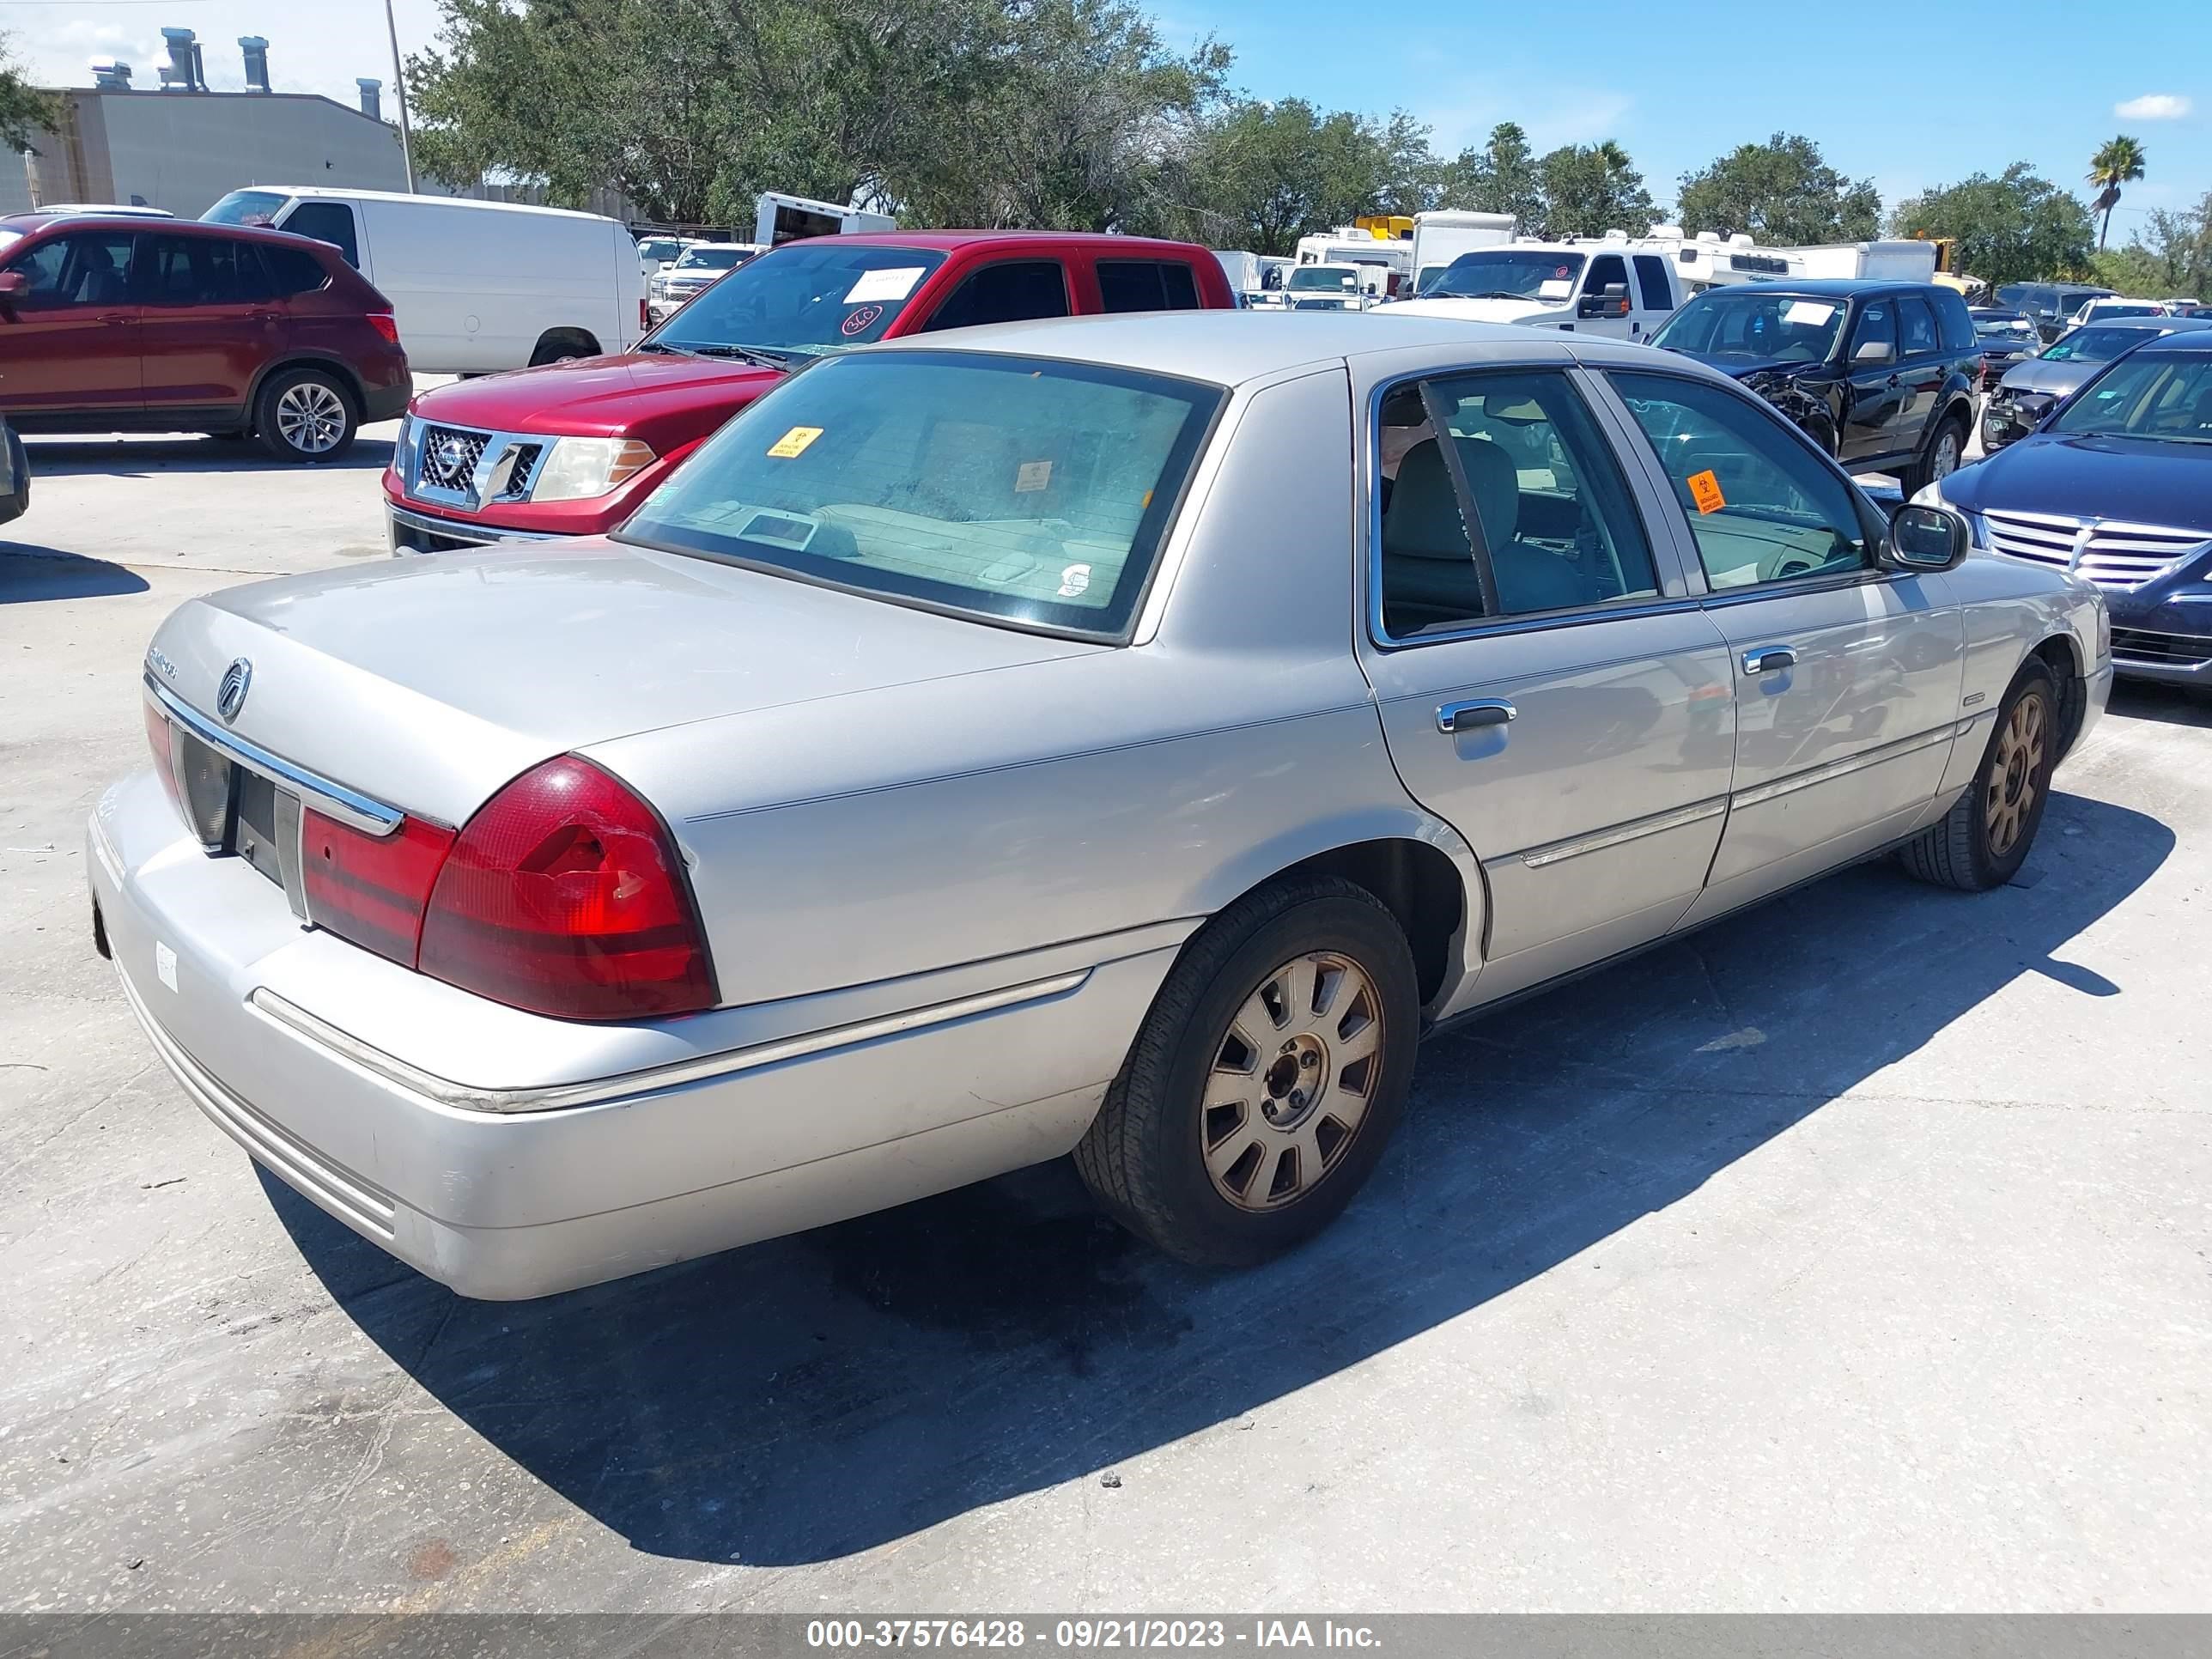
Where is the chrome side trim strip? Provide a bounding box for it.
[144,673,404,838]
[1730,725,1956,810]
[1506,796,1729,871]
[248,968,1093,1116]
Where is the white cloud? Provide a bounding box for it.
[2113,94,2192,121]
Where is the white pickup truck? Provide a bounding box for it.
[1384,239,1683,342]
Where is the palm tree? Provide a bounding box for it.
[2087,136,2147,251]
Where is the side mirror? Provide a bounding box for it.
[1883,503,1970,572]
[1853,338,1895,364]
[0,269,25,303]
[1578,282,1631,319]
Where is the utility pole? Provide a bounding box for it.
[384,0,417,193]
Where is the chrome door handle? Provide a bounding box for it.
[1437,698,1516,733]
[1741,646,1797,675]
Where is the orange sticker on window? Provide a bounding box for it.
[767,426,823,459]
[1687,469,1726,514]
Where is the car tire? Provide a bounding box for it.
[1073,875,1419,1267]
[1,429,27,526]
[1902,410,1969,496]
[1899,659,2059,892]
[255,368,358,464]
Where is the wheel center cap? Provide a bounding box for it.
[1261,1035,1328,1127]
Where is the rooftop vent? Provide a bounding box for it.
[356,78,382,120]
[90,60,134,91]
[158,27,205,93]
[239,36,270,94]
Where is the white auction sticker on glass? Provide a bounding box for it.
[1538,279,1572,301]
[1784,301,1837,325]
[842,267,927,304]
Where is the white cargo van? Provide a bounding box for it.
[201,187,648,374]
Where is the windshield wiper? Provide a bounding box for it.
[1449,290,1536,302]
[635,340,696,356]
[687,343,796,369]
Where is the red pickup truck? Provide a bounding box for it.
[384,229,1237,553]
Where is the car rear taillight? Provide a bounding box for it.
[367,313,400,345]
[303,810,457,969]
[143,700,188,825]
[416,757,715,1020]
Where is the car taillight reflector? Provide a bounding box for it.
[416,756,714,1021]
[302,810,457,969]
[367,313,400,345]
[143,700,188,825]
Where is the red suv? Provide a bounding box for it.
[382,230,1235,552]
[0,214,410,463]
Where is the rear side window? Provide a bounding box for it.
[282,202,359,268]
[1935,289,1978,351]
[1899,296,1939,355]
[259,244,329,296]
[1097,259,1201,313]
[1632,254,1672,311]
[921,261,1070,331]
[134,234,275,305]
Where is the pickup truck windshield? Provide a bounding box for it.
[1288,266,1360,293]
[675,246,748,271]
[648,242,949,358]
[1650,290,1847,363]
[202,189,292,228]
[2052,354,2212,444]
[1427,250,1585,301]
[621,349,1223,638]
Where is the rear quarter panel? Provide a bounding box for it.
[589,367,1484,1010]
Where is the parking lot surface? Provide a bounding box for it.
[3,418,2208,1613]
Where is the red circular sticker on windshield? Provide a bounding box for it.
[842,304,884,337]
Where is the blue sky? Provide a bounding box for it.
[9,0,2205,240]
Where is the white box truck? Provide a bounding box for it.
[1776,240,1938,283]
[753,192,896,247]
[202,187,648,373]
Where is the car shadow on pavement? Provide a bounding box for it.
[270,785,2173,1569]
[2108,681,2212,731]
[20,435,395,477]
[0,545,151,600]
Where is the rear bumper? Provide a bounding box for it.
[88,770,1170,1299]
[361,376,413,426]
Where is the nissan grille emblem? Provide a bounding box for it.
[432,435,471,480]
[216,658,252,725]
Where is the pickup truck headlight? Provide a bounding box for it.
[530,436,656,501]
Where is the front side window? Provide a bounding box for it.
[3,232,136,309]
[281,202,358,268]
[1097,259,1201,313]
[1376,369,1660,636]
[621,349,1222,637]
[1650,289,1846,364]
[2051,351,2212,443]
[921,261,1070,331]
[651,242,948,359]
[1427,249,1586,302]
[1584,253,1629,302]
[1850,300,1898,359]
[1609,370,1873,590]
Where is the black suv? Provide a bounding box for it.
[1994,282,2115,343]
[1649,279,1982,494]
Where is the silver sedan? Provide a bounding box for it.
[92,313,2112,1299]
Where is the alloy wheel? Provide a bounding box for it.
[1930,429,1960,481]
[274,382,348,455]
[1200,951,1384,1212]
[1985,690,2047,859]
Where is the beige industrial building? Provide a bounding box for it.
[4,29,408,219]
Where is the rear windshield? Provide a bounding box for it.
[202,189,292,228]
[621,349,1224,638]
[1650,289,1846,362]
[2042,325,2157,363]
[647,241,949,360]
[2052,351,2212,443]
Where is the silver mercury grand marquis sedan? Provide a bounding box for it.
[92,313,2112,1299]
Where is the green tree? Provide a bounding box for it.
[2086,134,2147,251]
[1176,97,1430,253]
[1675,132,1880,244]
[1536,140,1658,238]
[1887,165,2094,289]
[1437,121,1545,231]
[2,30,59,154]
[2094,192,2211,297]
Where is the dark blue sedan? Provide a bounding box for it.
[1924,329,2212,684]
